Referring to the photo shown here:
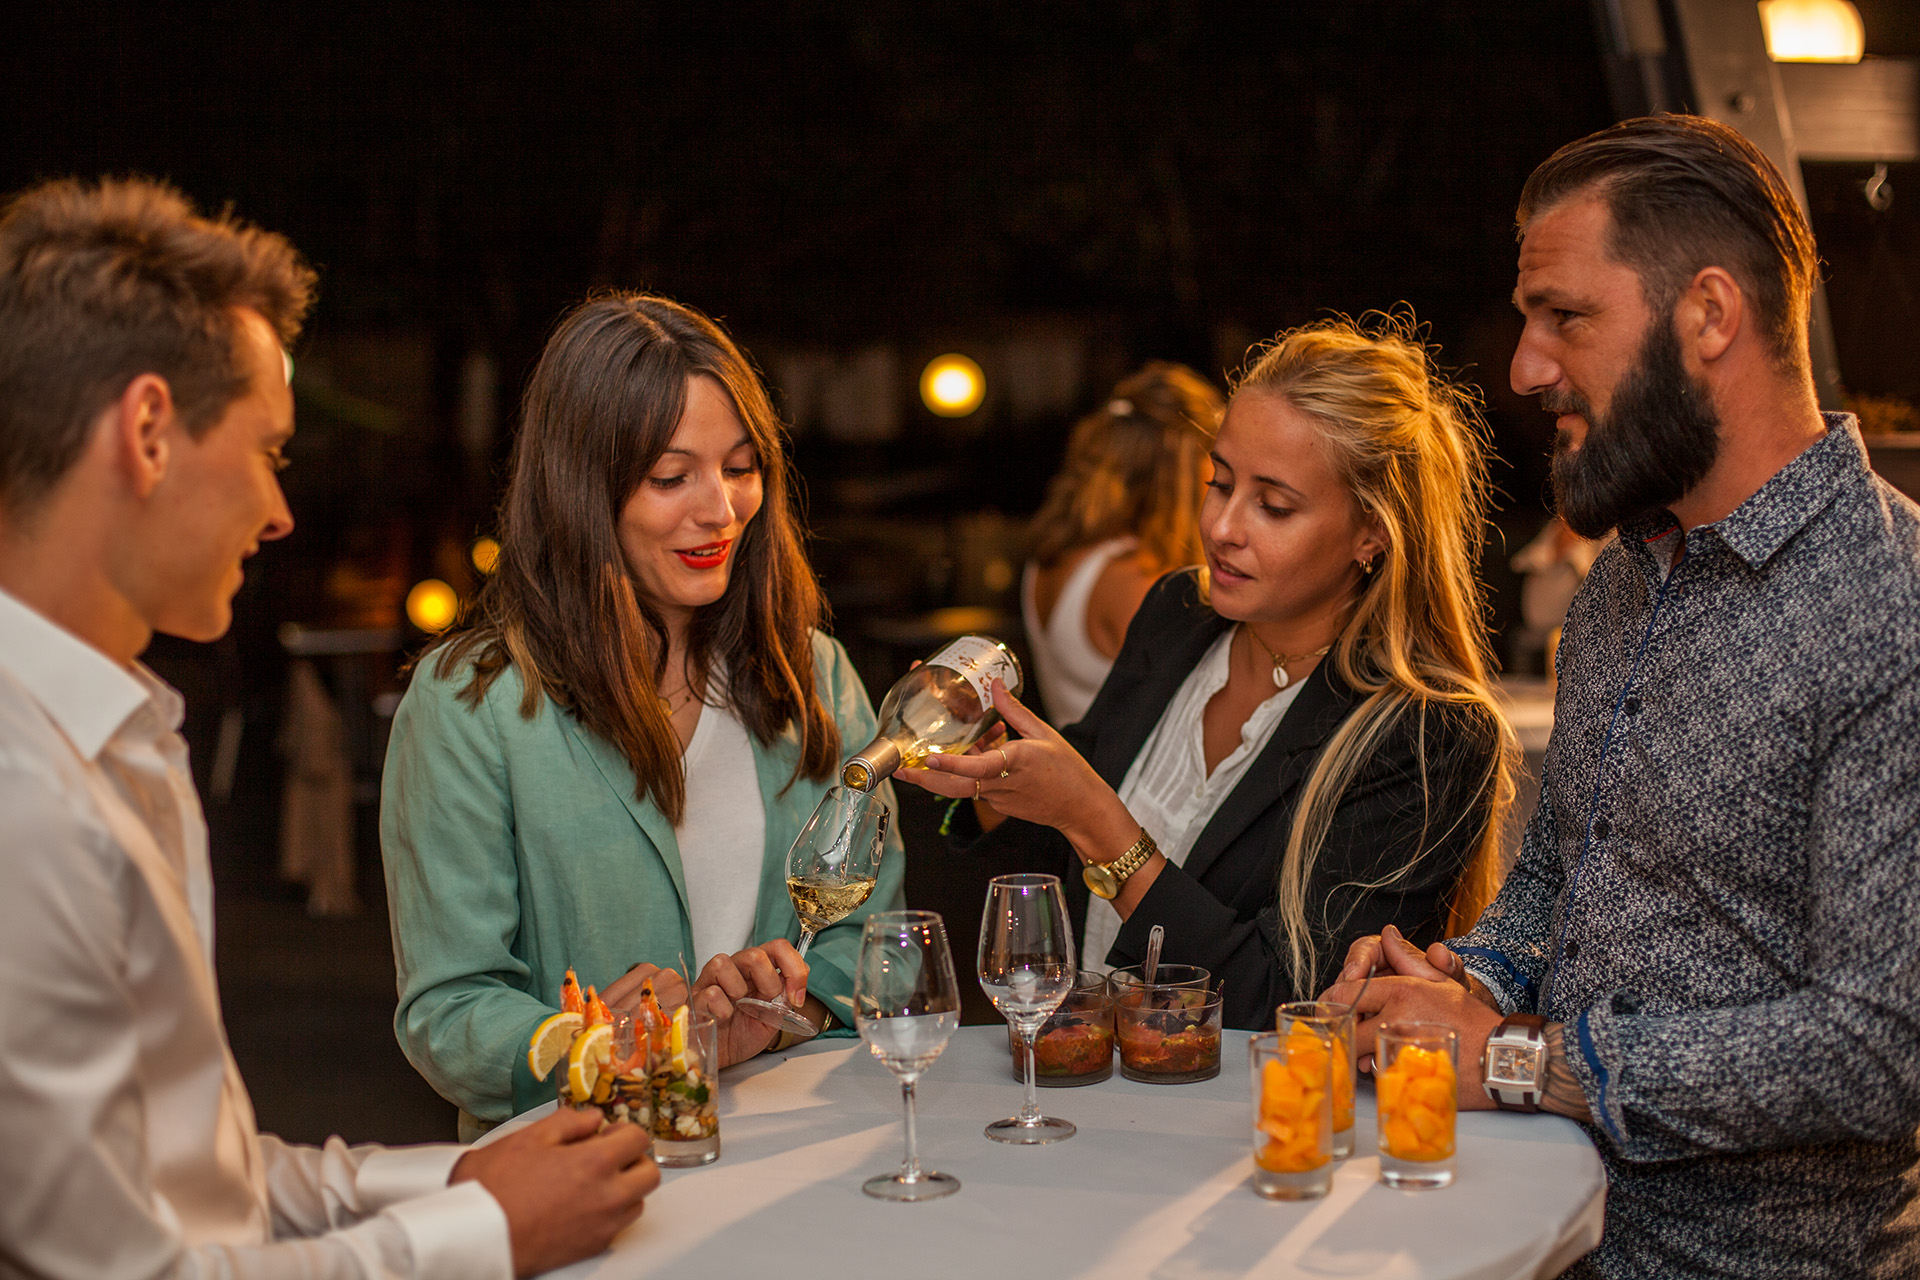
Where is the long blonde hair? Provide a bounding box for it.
[1029,362,1223,570]
[1223,313,1517,998]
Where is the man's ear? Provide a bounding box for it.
[109,374,177,499]
[1676,266,1743,366]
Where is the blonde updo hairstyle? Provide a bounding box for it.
[1224,313,1517,996]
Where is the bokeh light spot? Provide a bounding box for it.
[407,579,459,632]
[921,353,985,417]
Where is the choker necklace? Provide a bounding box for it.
[1244,626,1331,692]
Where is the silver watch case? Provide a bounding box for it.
[1481,1015,1548,1111]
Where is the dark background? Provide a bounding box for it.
[4,1,1914,1143]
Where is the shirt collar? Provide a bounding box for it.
[1619,412,1864,571]
[0,586,157,760]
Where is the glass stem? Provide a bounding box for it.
[778,929,817,1011]
[1018,1024,1042,1123]
[899,1079,922,1182]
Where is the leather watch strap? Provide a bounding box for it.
[1484,1012,1548,1113]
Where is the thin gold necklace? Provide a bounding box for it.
[1243,625,1330,692]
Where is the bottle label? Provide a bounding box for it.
[926,636,1017,711]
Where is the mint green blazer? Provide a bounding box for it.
[379,631,905,1122]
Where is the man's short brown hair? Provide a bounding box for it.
[0,177,316,512]
[1516,114,1818,375]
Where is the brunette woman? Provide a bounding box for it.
[900,315,1514,1027]
[381,293,904,1131]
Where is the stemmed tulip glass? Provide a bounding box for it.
[978,873,1078,1143]
[737,786,889,1037]
[855,910,962,1201]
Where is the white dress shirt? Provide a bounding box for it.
[1082,629,1303,970]
[0,587,511,1279]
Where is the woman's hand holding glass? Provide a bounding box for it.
[691,940,812,1068]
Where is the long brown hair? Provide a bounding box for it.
[433,292,837,823]
[1217,314,1517,997]
[1028,361,1222,570]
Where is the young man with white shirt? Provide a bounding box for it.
[0,177,659,1280]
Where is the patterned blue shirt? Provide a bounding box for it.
[1455,417,1920,1278]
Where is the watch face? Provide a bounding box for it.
[1488,1044,1537,1085]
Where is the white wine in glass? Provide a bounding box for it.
[736,786,889,1037]
[979,873,1077,1143]
[855,910,962,1202]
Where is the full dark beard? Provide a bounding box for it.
[1548,317,1720,539]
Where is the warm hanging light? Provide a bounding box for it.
[406,579,459,632]
[470,536,501,575]
[1759,0,1865,63]
[920,354,985,417]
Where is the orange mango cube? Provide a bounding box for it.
[1377,1042,1456,1163]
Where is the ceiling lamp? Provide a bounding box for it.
[406,579,460,632]
[920,354,985,417]
[1759,0,1865,63]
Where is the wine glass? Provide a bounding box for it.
[978,873,1078,1143]
[736,786,890,1036]
[855,910,962,1201]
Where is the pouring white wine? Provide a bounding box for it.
[842,635,1024,791]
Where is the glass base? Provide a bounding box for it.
[655,1133,720,1167]
[734,995,817,1038]
[1253,1163,1332,1200]
[863,1170,961,1201]
[1332,1126,1354,1160]
[1120,1060,1220,1084]
[985,1114,1076,1144]
[1379,1152,1453,1188]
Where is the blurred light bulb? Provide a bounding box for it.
[1759,0,1864,62]
[920,354,985,417]
[470,536,501,575]
[407,579,459,632]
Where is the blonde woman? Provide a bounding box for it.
[899,315,1515,1025]
[1022,363,1223,725]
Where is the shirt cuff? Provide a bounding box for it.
[383,1180,513,1280]
[351,1143,467,1211]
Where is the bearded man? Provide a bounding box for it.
[1326,114,1920,1278]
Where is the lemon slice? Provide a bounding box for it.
[527,1011,583,1082]
[669,1005,690,1074]
[567,1022,614,1100]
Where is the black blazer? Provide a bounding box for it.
[967,570,1497,1029]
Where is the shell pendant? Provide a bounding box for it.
[1271,663,1293,692]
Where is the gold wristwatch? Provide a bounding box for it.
[1082,828,1159,900]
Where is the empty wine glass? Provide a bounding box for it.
[855,910,962,1201]
[978,873,1077,1143]
[738,786,890,1036]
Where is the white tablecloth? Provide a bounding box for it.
[500,1027,1605,1280]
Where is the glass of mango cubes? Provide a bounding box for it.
[1249,1026,1335,1200]
[1374,1022,1458,1189]
[1276,1001,1357,1159]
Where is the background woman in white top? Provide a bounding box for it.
[381,293,904,1127]
[904,316,1514,1024]
[1021,363,1224,725]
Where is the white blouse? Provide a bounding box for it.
[676,690,768,964]
[1081,628,1304,970]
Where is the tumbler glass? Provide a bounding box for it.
[1006,970,1114,1087]
[651,1010,720,1167]
[1250,1029,1334,1200]
[1276,1000,1357,1158]
[1374,1022,1458,1189]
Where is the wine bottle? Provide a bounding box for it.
[842,635,1024,790]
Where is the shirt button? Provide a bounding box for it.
[1624,696,1642,716]
[1592,817,1611,841]
[1565,941,1581,960]
[1192,783,1205,799]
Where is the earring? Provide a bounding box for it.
[1360,555,1378,576]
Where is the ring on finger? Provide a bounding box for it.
[975,778,982,800]
[997,747,1010,778]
